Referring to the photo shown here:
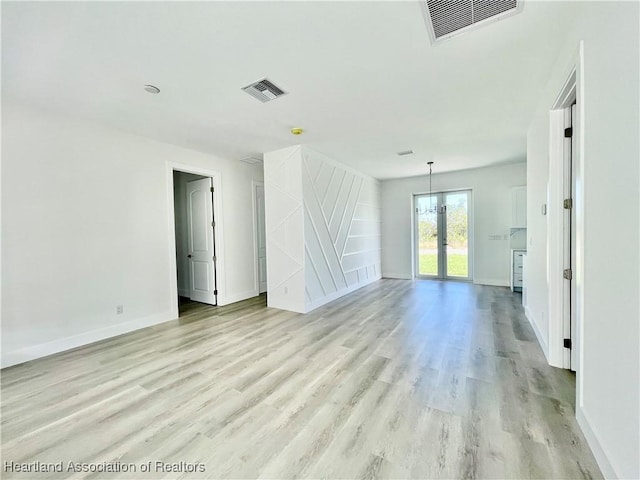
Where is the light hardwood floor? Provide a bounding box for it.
[1,280,601,479]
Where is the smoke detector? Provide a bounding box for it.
[420,0,524,44]
[241,78,287,103]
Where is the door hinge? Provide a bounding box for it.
[564,127,573,138]
[212,255,217,262]
[563,268,572,280]
[211,221,215,228]
[210,186,214,192]
[563,198,573,209]
[214,289,218,295]
[564,338,572,349]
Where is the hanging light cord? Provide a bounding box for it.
[428,161,434,212]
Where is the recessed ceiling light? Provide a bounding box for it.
[291,127,304,135]
[144,85,160,94]
[397,150,414,156]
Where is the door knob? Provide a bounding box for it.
[187,254,192,258]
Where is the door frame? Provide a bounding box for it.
[412,189,474,282]
[252,180,266,294]
[166,161,224,318]
[547,43,585,382]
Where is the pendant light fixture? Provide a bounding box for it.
[427,161,435,213]
[418,161,437,215]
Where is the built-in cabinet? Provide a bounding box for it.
[511,249,525,292]
[510,186,527,293]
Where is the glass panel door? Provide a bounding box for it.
[416,194,440,277]
[444,191,470,279]
[415,190,471,280]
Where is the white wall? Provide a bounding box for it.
[381,162,526,285]
[172,170,207,297]
[263,146,306,313]
[263,145,381,313]
[1,102,263,367]
[526,2,639,478]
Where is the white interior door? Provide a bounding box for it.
[187,178,217,305]
[562,105,578,370]
[570,104,577,370]
[256,184,267,294]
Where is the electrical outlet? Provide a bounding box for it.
[116,305,124,315]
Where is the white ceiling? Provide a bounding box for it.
[2,1,578,179]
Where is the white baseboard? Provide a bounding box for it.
[305,275,381,313]
[382,273,412,280]
[473,278,510,287]
[524,305,549,361]
[1,310,176,368]
[217,289,259,307]
[267,297,306,313]
[576,407,618,479]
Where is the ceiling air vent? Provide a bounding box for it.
[397,150,414,156]
[239,156,263,166]
[420,0,523,44]
[241,78,287,103]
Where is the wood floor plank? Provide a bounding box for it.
[1,280,602,479]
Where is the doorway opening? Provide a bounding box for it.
[549,65,581,373]
[413,190,472,281]
[172,170,218,316]
[253,182,267,294]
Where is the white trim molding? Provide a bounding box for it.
[473,278,509,287]
[382,273,413,280]
[218,289,260,307]
[304,274,381,312]
[576,408,617,479]
[525,306,549,361]
[1,310,176,368]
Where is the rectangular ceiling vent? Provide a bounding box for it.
[421,0,523,44]
[397,150,414,156]
[241,78,287,103]
[239,156,263,166]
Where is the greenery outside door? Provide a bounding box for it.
[415,190,471,280]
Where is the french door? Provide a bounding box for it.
[414,190,471,280]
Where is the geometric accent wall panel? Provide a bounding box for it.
[301,147,381,309]
[264,144,381,313]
